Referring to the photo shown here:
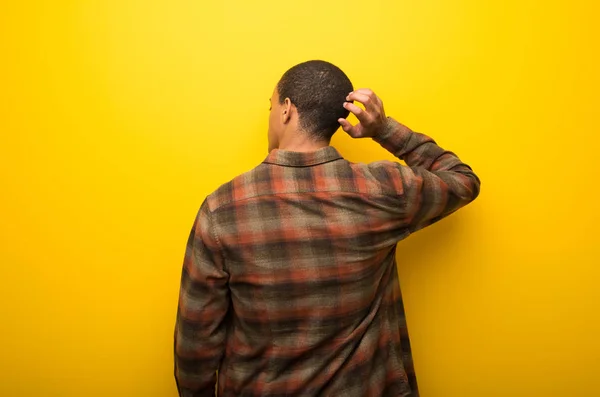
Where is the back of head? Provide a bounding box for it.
[277,60,353,141]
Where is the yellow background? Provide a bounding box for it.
[1,1,599,396]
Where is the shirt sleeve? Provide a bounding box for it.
[373,117,481,233]
[174,199,229,397]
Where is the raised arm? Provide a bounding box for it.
[339,89,480,232]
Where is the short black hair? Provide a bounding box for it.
[277,60,353,141]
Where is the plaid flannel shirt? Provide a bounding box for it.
[175,118,480,396]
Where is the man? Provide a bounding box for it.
[174,60,480,396]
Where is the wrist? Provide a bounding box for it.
[372,117,396,142]
[372,117,415,159]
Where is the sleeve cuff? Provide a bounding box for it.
[372,117,414,157]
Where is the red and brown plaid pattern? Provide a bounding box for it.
[175,118,480,397]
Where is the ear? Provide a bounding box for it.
[281,97,293,124]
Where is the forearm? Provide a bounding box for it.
[175,202,229,397]
[375,118,471,172]
[174,314,221,397]
[374,117,481,230]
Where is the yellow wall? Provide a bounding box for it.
[1,1,599,396]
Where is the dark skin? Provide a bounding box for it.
[339,88,388,139]
[267,88,388,152]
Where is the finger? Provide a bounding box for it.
[337,118,354,133]
[353,88,375,98]
[338,118,363,138]
[346,92,369,105]
[343,102,370,124]
[346,92,377,112]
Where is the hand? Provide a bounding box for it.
[338,88,387,138]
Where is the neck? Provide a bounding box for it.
[277,129,329,153]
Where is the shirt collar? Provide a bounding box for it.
[263,146,343,167]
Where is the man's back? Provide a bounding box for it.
[175,115,480,396]
[211,147,412,396]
